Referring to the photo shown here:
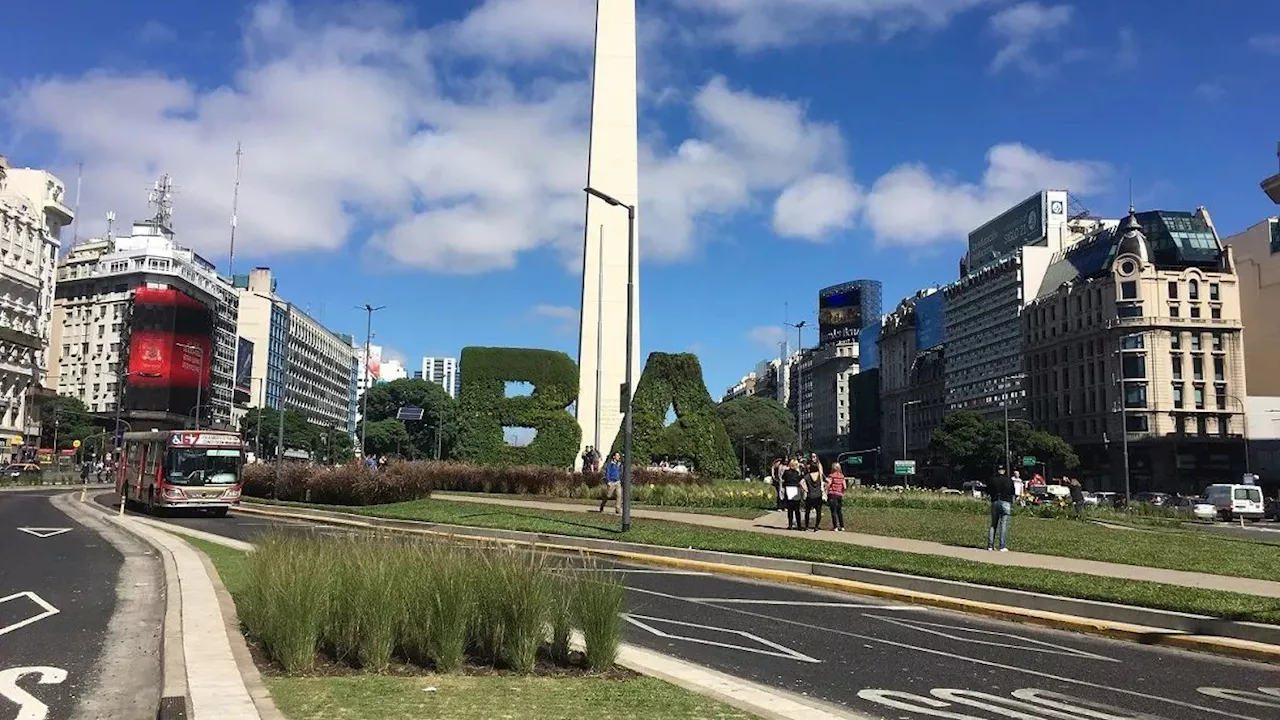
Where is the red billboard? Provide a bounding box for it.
[124,287,215,419]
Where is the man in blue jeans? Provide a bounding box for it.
[598,452,623,514]
[986,466,1016,551]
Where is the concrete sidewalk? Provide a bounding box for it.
[431,492,1280,600]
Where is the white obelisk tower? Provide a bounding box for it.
[576,0,640,469]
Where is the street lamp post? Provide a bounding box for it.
[583,186,637,533]
[174,341,205,430]
[357,303,387,460]
[785,320,807,447]
[1223,394,1252,475]
[902,399,922,481]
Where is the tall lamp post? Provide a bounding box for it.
[356,303,386,460]
[584,186,636,533]
[785,320,807,447]
[174,341,205,430]
[1223,394,1252,475]
[902,399,922,479]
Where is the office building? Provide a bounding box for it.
[0,157,72,455]
[234,268,357,435]
[48,176,237,430]
[421,356,458,398]
[880,289,947,477]
[1025,208,1247,492]
[944,189,1103,418]
[1222,216,1280,474]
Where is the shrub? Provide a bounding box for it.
[239,535,331,674]
[573,559,625,672]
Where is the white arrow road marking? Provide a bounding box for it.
[690,598,921,610]
[622,612,821,663]
[866,613,1118,662]
[16,528,72,539]
[0,666,67,720]
[0,592,60,637]
[1198,688,1280,708]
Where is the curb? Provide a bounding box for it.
[234,502,1280,665]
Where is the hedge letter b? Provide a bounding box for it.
[453,347,581,467]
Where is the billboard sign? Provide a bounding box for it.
[967,191,1046,266]
[819,286,864,345]
[914,291,946,351]
[235,337,254,404]
[124,287,215,418]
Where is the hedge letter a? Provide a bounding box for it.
[614,352,737,478]
[453,347,581,467]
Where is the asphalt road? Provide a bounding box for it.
[1,490,162,720]
[93,493,1280,720]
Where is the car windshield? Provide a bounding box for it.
[1234,487,1263,502]
[166,448,241,486]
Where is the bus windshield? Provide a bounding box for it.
[167,448,242,486]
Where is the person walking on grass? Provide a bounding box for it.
[1068,476,1086,518]
[781,459,805,530]
[826,463,847,531]
[598,452,623,514]
[986,466,1016,551]
[770,458,784,511]
[803,456,826,531]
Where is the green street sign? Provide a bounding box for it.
[894,460,916,476]
[1022,456,1037,467]
[846,456,863,466]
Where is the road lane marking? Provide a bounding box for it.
[622,612,821,663]
[0,666,67,720]
[1198,688,1280,708]
[933,689,1153,719]
[692,598,921,609]
[0,593,59,637]
[624,584,1263,720]
[865,614,1118,662]
[16,528,72,538]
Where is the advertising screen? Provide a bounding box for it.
[124,287,214,418]
[235,337,254,404]
[914,292,946,351]
[967,192,1045,265]
[818,280,881,346]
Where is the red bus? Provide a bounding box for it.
[117,430,245,516]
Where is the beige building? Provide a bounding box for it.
[1222,216,1280,475]
[879,292,946,477]
[1025,208,1247,493]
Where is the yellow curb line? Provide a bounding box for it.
[234,504,1280,665]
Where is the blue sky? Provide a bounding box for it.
[3,0,1279,398]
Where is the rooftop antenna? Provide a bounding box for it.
[228,142,243,278]
[71,161,83,245]
[105,211,116,241]
[148,174,175,230]
[1128,176,1134,214]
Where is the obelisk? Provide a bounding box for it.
[576,0,640,469]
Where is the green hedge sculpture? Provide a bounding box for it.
[612,352,737,478]
[453,346,581,467]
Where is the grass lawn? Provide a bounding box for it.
[263,675,758,720]
[255,497,1280,625]
[434,493,769,520]
[181,537,759,720]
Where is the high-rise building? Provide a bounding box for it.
[421,356,458,398]
[880,289,947,476]
[234,268,357,437]
[48,176,236,431]
[1221,216,1280,475]
[0,157,73,456]
[1025,208,1247,492]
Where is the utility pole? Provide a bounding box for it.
[357,304,386,459]
[228,142,243,277]
[785,320,807,448]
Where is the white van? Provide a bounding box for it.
[1203,484,1266,521]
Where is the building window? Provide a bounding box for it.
[1213,356,1225,382]
[1192,355,1204,381]
[1171,332,1181,350]
[1190,305,1202,319]
[1126,414,1149,433]
[1194,385,1205,410]
[1118,303,1143,318]
[1219,415,1231,437]
[1124,383,1148,408]
[1170,304,1180,318]
[1191,334,1202,351]
[1209,283,1220,301]
[1122,354,1147,379]
[1168,281,1179,299]
[1211,333,1223,351]
[1197,416,1208,436]
[1188,279,1200,300]
[1172,355,1183,380]
[1121,334,1144,350]
[1173,383,1184,408]
[1211,306,1221,320]
[1121,281,1138,299]
[1215,384,1227,410]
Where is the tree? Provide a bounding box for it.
[929,411,1004,479]
[238,407,324,460]
[715,396,799,476]
[1008,423,1080,471]
[363,379,457,460]
[38,395,101,452]
[362,418,413,458]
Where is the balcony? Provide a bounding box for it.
[1107,317,1241,330]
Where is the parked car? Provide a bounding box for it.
[1204,484,1266,521]
[1265,496,1279,521]
[2,463,43,482]
[1133,492,1171,507]
[960,480,986,498]
[1167,495,1217,522]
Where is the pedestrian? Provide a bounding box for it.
[1011,470,1025,506]
[80,462,91,483]
[804,456,826,531]
[826,462,847,531]
[598,452,623,514]
[986,466,1015,551]
[781,459,804,530]
[1068,477,1086,518]
[770,459,784,511]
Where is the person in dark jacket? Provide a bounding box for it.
[803,458,826,530]
[1067,477,1086,518]
[986,467,1016,551]
[780,460,805,530]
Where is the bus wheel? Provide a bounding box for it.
[209,508,229,518]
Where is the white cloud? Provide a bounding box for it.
[748,325,787,349]
[772,173,861,239]
[1249,33,1280,55]
[988,2,1074,75]
[531,304,579,336]
[862,143,1110,248]
[7,0,857,275]
[675,0,997,51]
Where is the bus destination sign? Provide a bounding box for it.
[168,432,243,448]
